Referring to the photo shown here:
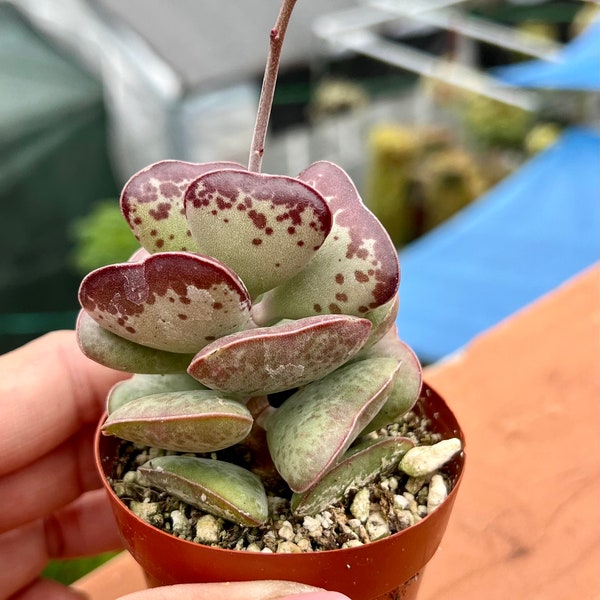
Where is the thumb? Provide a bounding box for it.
[118,581,351,600]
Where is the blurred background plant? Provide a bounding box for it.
[42,553,119,586]
[365,123,488,247]
[70,199,140,274]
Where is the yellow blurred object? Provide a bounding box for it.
[366,125,421,247]
[418,149,487,232]
[571,3,600,38]
[524,122,562,155]
[365,124,489,247]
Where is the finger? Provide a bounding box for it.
[8,577,88,600]
[276,595,350,600]
[119,581,350,600]
[0,425,100,535]
[44,488,123,558]
[0,330,126,476]
[0,490,123,599]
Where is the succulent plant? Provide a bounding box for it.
[77,0,458,533]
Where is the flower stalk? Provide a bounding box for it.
[248,0,298,172]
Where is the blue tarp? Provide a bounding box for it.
[493,19,600,91]
[395,126,600,364]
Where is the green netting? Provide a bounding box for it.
[0,5,120,352]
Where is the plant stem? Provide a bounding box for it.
[248,0,298,173]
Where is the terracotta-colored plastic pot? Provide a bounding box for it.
[95,382,465,600]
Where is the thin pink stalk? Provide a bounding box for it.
[248,0,298,173]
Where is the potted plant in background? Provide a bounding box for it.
[77,2,465,598]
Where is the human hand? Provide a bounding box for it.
[119,581,350,600]
[0,332,350,600]
[0,331,126,599]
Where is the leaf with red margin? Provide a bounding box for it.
[103,390,253,453]
[188,314,372,395]
[138,455,268,526]
[185,169,332,298]
[266,357,401,493]
[252,161,400,324]
[107,373,208,413]
[121,160,245,253]
[78,252,251,353]
[354,325,423,433]
[291,435,414,516]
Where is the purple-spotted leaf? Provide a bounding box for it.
[266,357,401,493]
[354,326,423,433]
[76,311,194,373]
[291,435,414,516]
[138,455,268,526]
[252,161,400,324]
[184,170,332,298]
[103,390,252,452]
[79,252,251,353]
[188,314,372,395]
[121,160,245,253]
[107,373,208,414]
[361,294,399,350]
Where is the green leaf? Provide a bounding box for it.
[79,252,251,353]
[185,169,332,298]
[107,373,208,414]
[188,314,371,395]
[76,311,194,374]
[138,455,268,526]
[291,435,414,516]
[103,390,252,452]
[354,326,423,433]
[266,357,400,493]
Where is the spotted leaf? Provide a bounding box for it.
[291,435,414,516]
[76,311,194,373]
[138,455,268,526]
[103,390,252,452]
[360,294,399,350]
[78,252,251,353]
[121,160,245,253]
[188,314,372,395]
[266,357,401,493]
[253,161,400,324]
[184,169,332,298]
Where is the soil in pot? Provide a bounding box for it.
[96,383,465,599]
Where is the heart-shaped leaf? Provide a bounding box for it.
[291,435,414,516]
[107,373,208,414]
[103,390,252,452]
[354,326,423,433]
[266,357,401,493]
[188,314,371,395]
[79,252,251,353]
[184,169,332,298]
[76,311,194,373]
[253,161,400,324]
[121,160,245,253]
[138,455,268,526]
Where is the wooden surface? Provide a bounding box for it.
[73,264,600,600]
